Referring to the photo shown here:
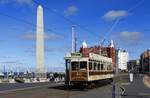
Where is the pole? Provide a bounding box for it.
[148,55,150,74]
[3,65,6,79]
[112,80,116,98]
[148,50,150,74]
[71,26,75,53]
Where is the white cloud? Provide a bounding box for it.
[24,47,71,55]
[0,56,16,59]
[16,0,32,5]
[20,32,35,40]
[0,0,33,5]
[103,10,129,21]
[111,31,141,46]
[120,31,141,40]
[45,47,71,53]
[19,32,63,41]
[64,5,78,16]
[44,33,63,40]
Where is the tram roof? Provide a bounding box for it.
[65,53,112,63]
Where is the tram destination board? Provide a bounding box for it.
[71,53,82,57]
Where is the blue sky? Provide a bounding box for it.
[0,0,149,72]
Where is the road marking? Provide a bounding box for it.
[0,83,63,94]
[121,82,130,86]
[138,92,150,96]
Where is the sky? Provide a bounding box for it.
[0,0,149,72]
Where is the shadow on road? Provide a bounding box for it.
[48,79,111,91]
[48,85,88,91]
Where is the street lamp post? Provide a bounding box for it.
[147,50,150,73]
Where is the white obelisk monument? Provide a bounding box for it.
[36,5,46,79]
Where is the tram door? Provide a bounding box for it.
[65,59,71,85]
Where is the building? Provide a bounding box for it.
[117,50,129,71]
[127,59,140,73]
[107,40,116,70]
[140,49,150,73]
[79,40,117,70]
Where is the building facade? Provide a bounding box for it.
[127,59,140,73]
[140,50,150,73]
[117,50,129,71]
[79,40,117,70]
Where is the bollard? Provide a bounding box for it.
[129,73,133,82]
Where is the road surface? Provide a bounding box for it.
[122,74,150,98]
[0,74,131,98]
[0,82,112,98]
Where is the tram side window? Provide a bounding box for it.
[101,64,103,70]
[89,62,92,70]
[80,61,87,70]
[94,63,97,70]
[71,62,78,71]
[98,63,100,70]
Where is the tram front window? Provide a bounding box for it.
[80,61,87,70]
[71,62,79,71]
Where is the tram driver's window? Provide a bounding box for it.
[80,61,87,70]
[71,62,78,71]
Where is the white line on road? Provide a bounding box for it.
[121,82,130,86]
[138,92,150,96]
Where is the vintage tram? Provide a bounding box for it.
[65,52,114,86]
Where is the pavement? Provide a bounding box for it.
[122,74,150,98]
[143,75,150,88]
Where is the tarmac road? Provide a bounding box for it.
[122,74,150,98]
[0,74,130,98]
[0,82,112,98]
[0,82,55,92]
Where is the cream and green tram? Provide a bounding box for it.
[65,53,114,85]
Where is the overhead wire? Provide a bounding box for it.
[101,0,145,46]
[0,11,70,42]
[32,0,103,40]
